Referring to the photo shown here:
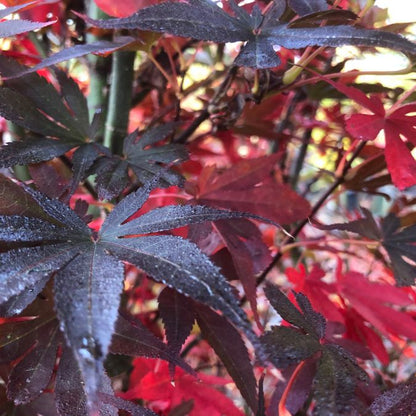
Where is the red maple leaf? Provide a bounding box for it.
[334,261,416,363]
[187,154,309,324]
[286,261,416,364]
[323,78,416,190]
[286,263,344,324]
[121,358,245,416]
[189,153,310,224]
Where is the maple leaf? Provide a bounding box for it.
[0,173,265,410]
[158,287,196,363]
[0,58,186,200]
[92,123,187,199]
[261,283,368,416]
[315,207,416,286]
[195,302,258,413]
[288,262,415,364]
[335,264,416,343]
[2,37,136,79]
[189,154,310,225]
[83,0,416,68]
[320,78,416,190]
[288,0,327,16]
[0,2,54,39]
[158,288,258,412]
[0,285,157,415]
[286,263,345,324]
[0,57,109,198]
[122,358,245,416]
[370,380,416,416]
[187,154,308,321]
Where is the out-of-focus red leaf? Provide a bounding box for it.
[346,114,385,141]
[0,174,49,218]
[94,0,157,17]
[337,269,416,341]
[28,160,70,199]
[325,78,416,190]
[343,309,389,365]
[191,154,310,224]
[122,358,245,416]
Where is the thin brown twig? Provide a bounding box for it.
[174,66,239,144]
[255,140,367,288]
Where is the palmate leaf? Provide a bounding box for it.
[91,123,187,199]
[0,176,264,412]
[262,284,368,415]
[0,57,88,142]
[0,286,62,406]
[0,58,115,200]
[82,0,250,43]
[111,313,193,373]
[83,0,416,68]
[315,207,416,286]
[159,287,258,412]
[0,285,172,415]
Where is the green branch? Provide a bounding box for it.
[104,50,136,154]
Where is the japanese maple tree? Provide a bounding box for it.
[1,0,416,415]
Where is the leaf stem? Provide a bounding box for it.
[279,360,306,416]
[289,128,311,190]
[104,50,136,154]
[174,66,238,144]
[284,63,415,92]
[281,238,381,252]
